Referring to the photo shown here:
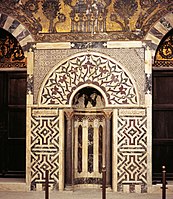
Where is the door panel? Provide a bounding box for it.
[153,70,173,181]
[0,73,7,175]
[73,112,104,185]
[0,72,26,177]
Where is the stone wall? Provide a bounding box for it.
[26,41,152,193]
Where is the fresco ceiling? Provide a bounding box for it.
[0,0,172,41]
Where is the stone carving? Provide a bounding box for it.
[35,31,144,42]
[40,52,138,105]
[74,112,104,184]
[117,111,147,192]
[31,111,60,189]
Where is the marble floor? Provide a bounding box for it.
[0,189,172,199]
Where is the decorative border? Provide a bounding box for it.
[145,12,173,53]
[0,13,34,53]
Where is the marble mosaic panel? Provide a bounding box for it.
[39,52,138,106]
[30,108,59,190]
[116,109,147,193]
[34,48,145,105]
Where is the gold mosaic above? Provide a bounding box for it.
[0,0,172,40]
[154,29,173,67]
[0,28,26,68]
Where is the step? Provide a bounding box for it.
[0,178,26,191]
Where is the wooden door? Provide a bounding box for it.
[0,71,26,177]
[153,70,173,181]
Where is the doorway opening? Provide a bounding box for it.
[152,28,173,184]
[0,28,26,179]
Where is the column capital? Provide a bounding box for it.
[65,109,74,119]
[103,109,112,119]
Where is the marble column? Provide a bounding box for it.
[65,110,74,188]
[103,109,112,186]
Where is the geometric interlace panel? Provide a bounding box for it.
[30,112,59,189]
[117,113,147,191]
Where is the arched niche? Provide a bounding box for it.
[72,86,105,109]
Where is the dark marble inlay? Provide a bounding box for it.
[99,125,103,173]
[71,41,107,49]
[160,17,172,31]
[74,177,102,185]
[16,29,30,41]
[149,27,164,39]
[8,20,20,33]
[88,125,94,173]
[0,14,8,28]
[78,125,82,173]
[129,184,135,193]
[22,43,32,52]
[145,73,152,94]
[27,74,33,95]
[141,183,147,193]
[117,183,123,192]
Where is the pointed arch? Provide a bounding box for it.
[0,13,34,53]
[38,51,139,107]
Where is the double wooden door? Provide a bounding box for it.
[153,70,173,181]
[0,71,26,177]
